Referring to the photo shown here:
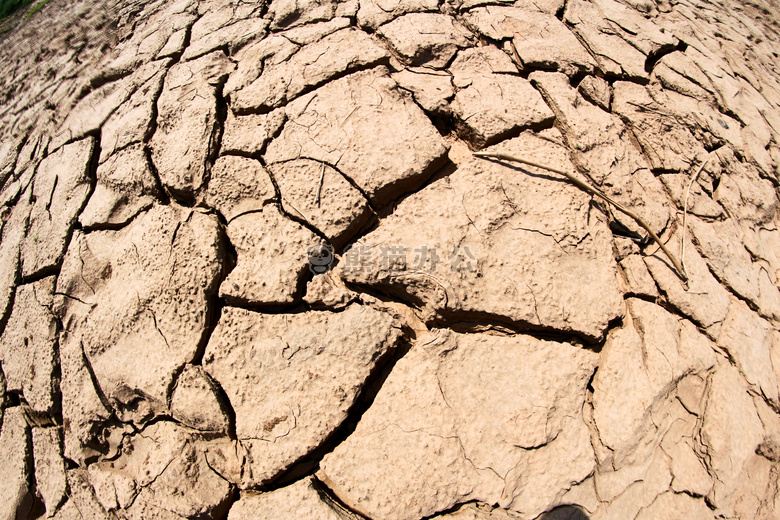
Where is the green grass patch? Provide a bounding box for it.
[24,0,50,20]
[0,0,34,20]
[0,0,50,23]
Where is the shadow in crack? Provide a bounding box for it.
[540,505,590,520]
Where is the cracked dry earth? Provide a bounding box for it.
[2,0,780,519]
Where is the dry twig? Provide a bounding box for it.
[680,152,719,281]
[474,151,688,283]
[315,162,325,207]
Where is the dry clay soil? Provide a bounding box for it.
[2,0,780,518]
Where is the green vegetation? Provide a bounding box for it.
[0,0,49,22]
[24,0,50,20]
[0,0,34,20]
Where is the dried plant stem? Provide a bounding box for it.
[680,151,718,278]
[680,158,710,281]
[474,151,688,283]
[315,162,325,207]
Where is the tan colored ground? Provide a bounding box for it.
[1,0,780,518]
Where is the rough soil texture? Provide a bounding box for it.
[1,0,780,518]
